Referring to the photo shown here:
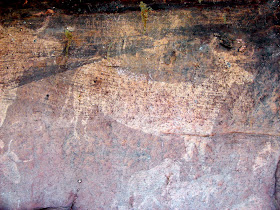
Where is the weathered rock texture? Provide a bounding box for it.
[0,1,280,209]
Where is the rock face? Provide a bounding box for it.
[0,1,280,209]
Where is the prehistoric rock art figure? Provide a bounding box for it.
[0,139,32,184]
[61,42,253,139]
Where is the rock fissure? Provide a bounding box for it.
[162,131,280,138]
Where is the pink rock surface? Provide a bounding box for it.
[0,3,280,209]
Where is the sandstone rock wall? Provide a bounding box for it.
[0,2,280,209]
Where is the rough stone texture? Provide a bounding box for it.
[0,1,280,209]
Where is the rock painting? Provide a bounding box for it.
[0,140,32,184]
[62,49,253,138]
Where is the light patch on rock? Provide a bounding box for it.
[0,140,33,184]
[0,85,18,127]
[183,136,213,161]
[64,57,253,137]
[0,140,21,184]
[127,158,180,208]
[231,195,269,210]
[0,140,4,149]
[125,158,234,209]
[253,141,278,171]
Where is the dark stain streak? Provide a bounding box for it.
[18,65,69,87]
[1,0,270,16]
[16,58,102,88]
[129,195,134,208]
[0,205,9,210]
[34,192,78,210]
[214,33,234,49]
[34,206,72,210]
[165,173,173,185]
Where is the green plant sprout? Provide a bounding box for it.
[140,1,152,34]
[64,28,73,56]
[223,13,227,24]
[107,42,113,59]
